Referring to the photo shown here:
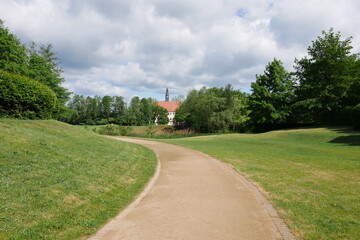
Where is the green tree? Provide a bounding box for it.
[127,96,141,125]
[101,95,112,121]
[0,20,71,119]
[171,95,185,102]
[112,96,126,124]
[67,94,87,124]
[0,20,28,75]
[177,85,248,132]
[139,98,153,125]
[28,43,71,108]
[153,105,168,125]
[249,59,295,131]
[295,28,359,124]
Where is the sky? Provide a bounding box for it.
[1,0,359,101]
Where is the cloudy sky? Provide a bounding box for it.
[1,0,359,100]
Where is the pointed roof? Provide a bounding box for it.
[156,101,180,112]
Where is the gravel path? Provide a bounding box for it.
[88,138,294,240]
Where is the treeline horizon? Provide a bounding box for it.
[61,94,169,126]
[0,19,359,132]
[176,28,360,132]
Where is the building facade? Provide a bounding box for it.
[155,88,180,125]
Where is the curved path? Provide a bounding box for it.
[89,138,294,240]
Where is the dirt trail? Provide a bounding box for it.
[89,138,294,240]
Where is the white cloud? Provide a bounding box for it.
[0,0,359,98]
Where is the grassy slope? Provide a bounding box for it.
[0,119,156,240]
[160,128,360,240]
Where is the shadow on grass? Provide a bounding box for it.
[329,135,360,146]
[328,127,360,146]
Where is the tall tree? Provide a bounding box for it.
[295,28,359,124]
[28,43,70,107]
[249,59,295,132]
[0,20,28,75]
[127,96,141,125]
[139,98,153,125]
[101,95,112,120]
[112,96,126,124]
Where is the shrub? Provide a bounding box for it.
[0,69,57,119]
[352,104,360,130]
[97,125,119,135]
[118,126,134,136]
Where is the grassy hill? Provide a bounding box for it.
[0,119,156,239]
[160,128,360,240]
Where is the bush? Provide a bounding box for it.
[118,126,134,136]
[97,125,134,136]
[352,104,360,130]
[0,69,58,119]
[97,125,119,135]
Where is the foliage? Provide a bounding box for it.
[97,124,135,136]
[0,119,156,239]
[0,20,28,75]
[0,69,57,119]
[27,43,71,108]
[176,84,248,133]
[295,28,359,124]
[65,95,166,126]
[162,128,360,240]
[0,20,70,118]
[171,94,185,102]
[249,59,295,132]
[153,104,168,125]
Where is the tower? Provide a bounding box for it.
[165,88,169,101]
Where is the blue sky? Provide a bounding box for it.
[0,0,359,101]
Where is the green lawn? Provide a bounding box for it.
[0,119,156,240]
[159,128,360,240]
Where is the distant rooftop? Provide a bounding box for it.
[156,101,180,112]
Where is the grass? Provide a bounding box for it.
[158,127,360,240]
[0,119,157,240]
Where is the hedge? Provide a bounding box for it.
[0,69,57,119]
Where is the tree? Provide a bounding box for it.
[176,85,248,133]
[295,28,359,124]
[28,43,71,108]
[153,105,168,125]
[249,59,295,132]
[112,96,126,124]
[101,95,112,120]
[0,20,71,119]
[0,20,28,75]
[127,96,141,125]
[171,95,185,102]
[139,98,153,125]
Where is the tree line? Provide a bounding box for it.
[176,29,360,132]
[0,20,359,132]
[61,95,169,126]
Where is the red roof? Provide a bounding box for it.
[156,101,180,112]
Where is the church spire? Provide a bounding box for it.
[165,88,169,101]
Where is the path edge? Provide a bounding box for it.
[200,151,296,240]
[86,137,162,240]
